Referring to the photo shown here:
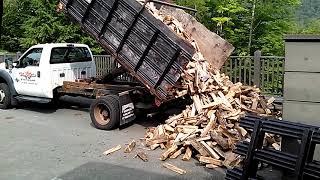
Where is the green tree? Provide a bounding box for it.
[294,0,320,34]
[297,0,320,25]
[1,0,103,54]
[176,0,300,56]
[1,0,33,51]
[292,19,320,34]
[251,0,300,55]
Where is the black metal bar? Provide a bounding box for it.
[295,129,313,180]
[226,168,243,180]
[134,30,160,72]
[235,115,320,180]
[234,141,249,156]
[99,0,119,37]
[149,0,197,13]
[304,162,320,178]
[312,130,320,143]
[268,119,315,129]
[255,149,297,171]
[154,48,181,89]
[81,0,96,24]
[306,143,316,163]
[306,129,318,163]
[239,118,255,130]
[66,0,74,9]
[264,120,311,132]
[116,0,150,53]
[241,119,264,180]
[262,127,303,139]
[241,115,315,139]
[243,114,315,130]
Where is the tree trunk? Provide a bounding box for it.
[248,0,256,54]
[0,0,3,40]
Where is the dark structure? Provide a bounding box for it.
[60,0,196,103]
[226,115,320,180]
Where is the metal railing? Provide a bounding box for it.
[95,52,285,95]
[93,55,135,82]
[94,55,116,77]
[222,51,285,96]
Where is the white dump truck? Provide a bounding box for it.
[0,43,144,130]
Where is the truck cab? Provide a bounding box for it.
[0,43,96,108]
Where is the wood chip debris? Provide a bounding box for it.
[136,151,149,162]
[206,164,219,169]
[124,140,136,153]
[162,163,187,175]
[182,147,192,161]
[103,145,121,156]
[199,156,223,166]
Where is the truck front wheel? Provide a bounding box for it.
[90,95,120,130]
[0,83,11,109]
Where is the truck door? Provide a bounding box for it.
[11,48,47,97]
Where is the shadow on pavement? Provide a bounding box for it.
[134,107,185,129]
[15,102,58,114]
[14,96,92,114]
[57,162,188,180]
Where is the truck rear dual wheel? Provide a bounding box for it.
[90,95,120,130]
[0,83,11,109]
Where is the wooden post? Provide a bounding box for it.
[253,50,261,88]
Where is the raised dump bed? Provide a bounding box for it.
[59,0,196,103]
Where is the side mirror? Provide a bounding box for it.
[5,59,12,69]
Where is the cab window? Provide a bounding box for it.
[50,47,92,64]
[18,48,43,68]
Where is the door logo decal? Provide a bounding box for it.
[19,71,36,80]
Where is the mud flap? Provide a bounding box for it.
[119,91,136,126]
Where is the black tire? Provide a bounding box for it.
[90,95,120,130]
[48,95,60,109]
[0,83,11,109]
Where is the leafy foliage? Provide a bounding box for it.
[176,0,301,56]
[1,0,319,56]
[297,0,320,25]
[1,0,103,54]
[294,0,320,34]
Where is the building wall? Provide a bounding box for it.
[283,35,320,160]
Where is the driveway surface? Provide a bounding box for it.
[0,102,226,180]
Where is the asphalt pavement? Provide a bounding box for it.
[0,102,226,180]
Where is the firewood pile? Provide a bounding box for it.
[138,1,281,170]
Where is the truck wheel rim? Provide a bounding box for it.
[0,89,5,103]
[94,104,111,125]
